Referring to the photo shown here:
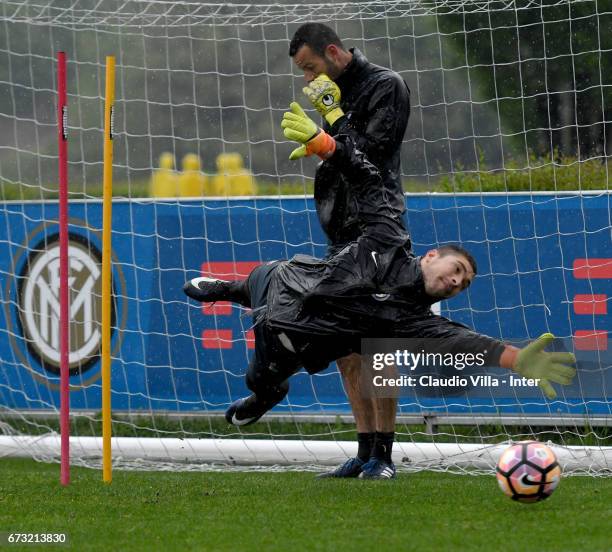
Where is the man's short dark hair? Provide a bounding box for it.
[289,23,345,57]
[437,244,478,275]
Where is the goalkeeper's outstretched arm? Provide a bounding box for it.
[396,315,576,401]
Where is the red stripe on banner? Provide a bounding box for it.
[201,261,261,279]
[573,294,608,315]
[573,258,612,279]
[198,263,261,348]
[573,330,608,351]
[202,329,233,349]
[246,329,255,349]
[203,302,232,316]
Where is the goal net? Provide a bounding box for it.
[0,0,610,474]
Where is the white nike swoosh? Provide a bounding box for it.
[231,413,256,426]
[371,250,378,268]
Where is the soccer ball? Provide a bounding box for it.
[496,441,562,503]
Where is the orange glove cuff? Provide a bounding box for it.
[305,130,336,160]
[499,345,519,369]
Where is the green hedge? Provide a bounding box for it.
[1,155,608,199]
[435,154,610,193]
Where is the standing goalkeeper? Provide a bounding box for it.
[288,23,410,478]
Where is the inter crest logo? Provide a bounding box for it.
[16,233,111,376]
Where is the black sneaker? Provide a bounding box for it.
[317,457,365,479]
[358,458,396,479]
[183,277,250,306]
[225,394,270,426]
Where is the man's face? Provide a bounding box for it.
[420,250,475,300]
[292,44,343,82]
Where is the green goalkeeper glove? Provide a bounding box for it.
[281,102,336,161]
[512,333,577,400]
[302,74,344,126]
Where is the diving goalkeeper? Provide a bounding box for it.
[184,251,575,479]
[184,107,577,478]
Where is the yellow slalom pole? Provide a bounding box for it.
[102,56,115,483]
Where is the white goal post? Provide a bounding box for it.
[0,0,610,474]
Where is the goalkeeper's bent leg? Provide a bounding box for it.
[227,352,299,426]
[226,344,297,427]
[245,327,302,405]
[227,264,302,425]
[245,259,298,407]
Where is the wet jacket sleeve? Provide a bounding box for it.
[396,313,508,367]
[327,135,381,197]
[326,134,409,243]
[331,74,410,159]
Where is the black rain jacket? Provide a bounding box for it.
[315,48,411,246]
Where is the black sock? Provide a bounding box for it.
[357,432,375,462]
[371,431,394,463]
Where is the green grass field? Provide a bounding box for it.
[0,458,610,551]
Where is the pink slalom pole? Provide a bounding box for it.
[57,51,70,486]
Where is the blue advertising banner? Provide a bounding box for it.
[0,193,610,416]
